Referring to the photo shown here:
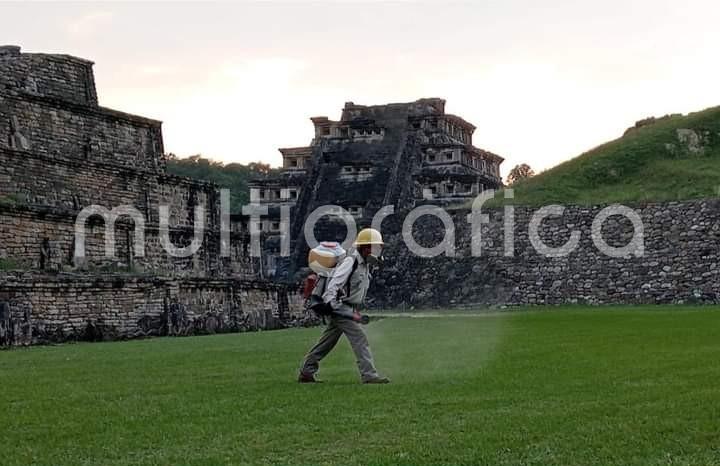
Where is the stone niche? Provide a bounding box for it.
[338,164,374,181]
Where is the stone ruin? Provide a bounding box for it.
[244,99,718,310]
[4,46,714,347]
[247,98,505,278]
[0,46,304,347]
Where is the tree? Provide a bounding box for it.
[165,154,280,212]
[506,163,535,185]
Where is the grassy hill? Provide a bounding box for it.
[504,105,720,205]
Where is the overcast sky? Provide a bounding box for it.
[3,1,720,177]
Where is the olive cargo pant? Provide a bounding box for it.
[300,314,380,381]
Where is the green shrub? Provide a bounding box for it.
[0,258,19,270]
[0,193,24,207]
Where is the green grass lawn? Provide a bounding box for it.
[1,306,719,466]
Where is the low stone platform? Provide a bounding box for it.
[0,272,306,347]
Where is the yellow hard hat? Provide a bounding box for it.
[354,228,384,246]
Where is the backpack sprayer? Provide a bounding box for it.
[302,242,370,325]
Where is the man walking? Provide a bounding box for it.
[298,228,390,384]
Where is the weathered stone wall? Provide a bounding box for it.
[0,273,306,347]
[0,148,217,227]
[1,205,130,270]
[0,46,97,106]
[371,199,720,308]
[0,95,163,171]
[0,205,254,278]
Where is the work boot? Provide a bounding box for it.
[362,376,390,384]
[298,372,322,383]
